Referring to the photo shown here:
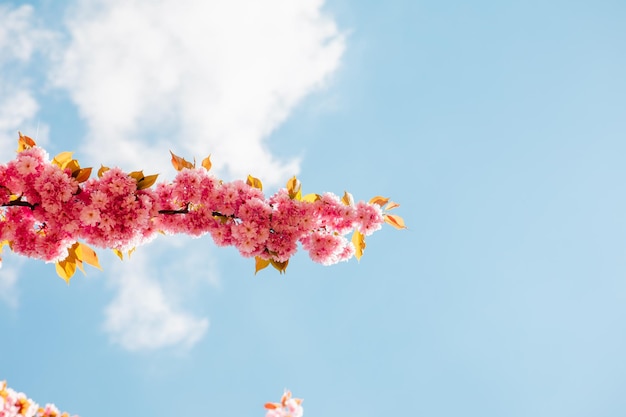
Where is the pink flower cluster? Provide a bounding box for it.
[0,381,77,417]
[0,146,385,268]
[264,390,304,417]
[1,382,300,417]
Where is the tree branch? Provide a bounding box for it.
[1,199,37,210]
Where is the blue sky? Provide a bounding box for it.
[1,1,626,416]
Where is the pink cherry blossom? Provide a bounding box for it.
[265,390,304,417]
[1,144,398,273]
[0,381,77,417]
[355,200,384,236]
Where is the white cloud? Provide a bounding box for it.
[0,0,345,351]
[0,248,27,309]
[103,244,211,351]
[52,0,345,352]
[0,264,20,309]
[0,4,54,151]
[0,5,55,307]
[53,0,345,184]
[0,87,38,137]
[0,5,46,63]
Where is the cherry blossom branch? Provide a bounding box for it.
[157,204,225,218]
[1,381,303,417]
[0,380,77,417]
[1,198,37,209]
[0,134,405,281]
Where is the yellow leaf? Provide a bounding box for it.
[341,191,354,206]
[127,247,135,258]
[65,242,86,275]
[75,258,86,274]
[76,243,102,270]
[254,256,270,274]
[137,174,159,190]
[246,175,263,191]
[302,193,321,203]
[270,258,289,274]
[170,151,183,171]
[286,176,301,200]
[201,155,212,171]
[73,167,92,183]
[97,165,110,178]
[384,201,400,211]
[64,159,80,173]
[55,260,76,284]
[17,132,36,152]
[369,196,390,207]
[384,213,407,230]
[113,248,124,260]
[52,151,74,168]
[351,230,366,261]
[0,240,10,264]
[128,170,144,182]
[170,151,194,171]
[212,214,229,224]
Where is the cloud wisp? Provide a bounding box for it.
[53,0,345,185]
[0,4,54,152]
[0,4,56,305]
[102,244,211,351]
[0,264,20,309]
